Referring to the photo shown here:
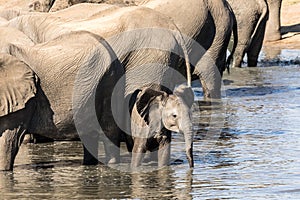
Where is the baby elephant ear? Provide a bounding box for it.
[173,84,194,108]
[135,87,166,116]
[0,53,38,117]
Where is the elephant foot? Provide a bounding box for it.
[247,59,258,67]
[82,155,99,165]
[82,145,99,165]
[231,57,244,68]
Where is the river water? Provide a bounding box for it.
[1,49,299,199]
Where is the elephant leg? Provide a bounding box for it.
[82,134,99,165]
[247,21,267,67]
[157,131,171,167]
[158,142,171,167]
[103,135,120,164]
[232,44,248,68]
[131,138,147,168]
[265,0,282,41]
[195,54,222,99]
[198,69,222,99]
[0,128,26,171]
[0,100,35,171]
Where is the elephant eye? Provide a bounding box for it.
[172,114,177,118]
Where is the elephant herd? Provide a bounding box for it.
[0,0,283,171]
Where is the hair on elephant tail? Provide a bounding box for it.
[226,1,238,74]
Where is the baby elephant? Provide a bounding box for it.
[128,84,194,168]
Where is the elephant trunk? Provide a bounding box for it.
[180,113,194,168]
[184,129,194,168]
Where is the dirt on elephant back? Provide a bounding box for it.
[263,0,300,49]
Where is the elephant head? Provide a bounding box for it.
[130,84,194,168]
[0,53,38,171]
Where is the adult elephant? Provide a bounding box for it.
[264,0,282,42]
[25,0,236,99]
[138,0,237,99]
[128,84,194,168]
[0,30,124,171]
[227,0,269,68]
[6,5,193,165]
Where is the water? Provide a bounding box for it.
[1,50,300,199]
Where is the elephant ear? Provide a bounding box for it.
[0,53,37,117]
[130,87,167,138]
[173,84,194,108]
[135,87,167,120]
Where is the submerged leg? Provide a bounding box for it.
[0,100,35,171]
[0,128,26,171]
[82,134,99,165]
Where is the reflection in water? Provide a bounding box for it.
[3,64,300,199]
[0,172,14,196]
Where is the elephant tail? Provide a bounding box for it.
[249,0,269,48]
[226,2,238,73]
[175,30,192,87]
[183,40,192,87]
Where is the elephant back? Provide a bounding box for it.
[0,53,38,117]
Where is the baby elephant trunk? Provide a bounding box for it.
[184,129,194,168]
[180,113,194,168]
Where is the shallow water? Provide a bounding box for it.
[1,50,300,199]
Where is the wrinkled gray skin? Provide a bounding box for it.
[41,0,236,99]
[227,0,269,68]
[0,54,37,171]
[6,5,191,93]
[0,30,124,170]
[264,0,282,42]
[5,5,193,166]
[138,0,237,99]
[129,85,194,168]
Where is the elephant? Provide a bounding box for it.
[28,0,237,99]
[264,0,282,42]
[227,0,269,68]
[0,30,125,171]
[128,84,194,168]
[138,0,237,99]
[5,5,194,166]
